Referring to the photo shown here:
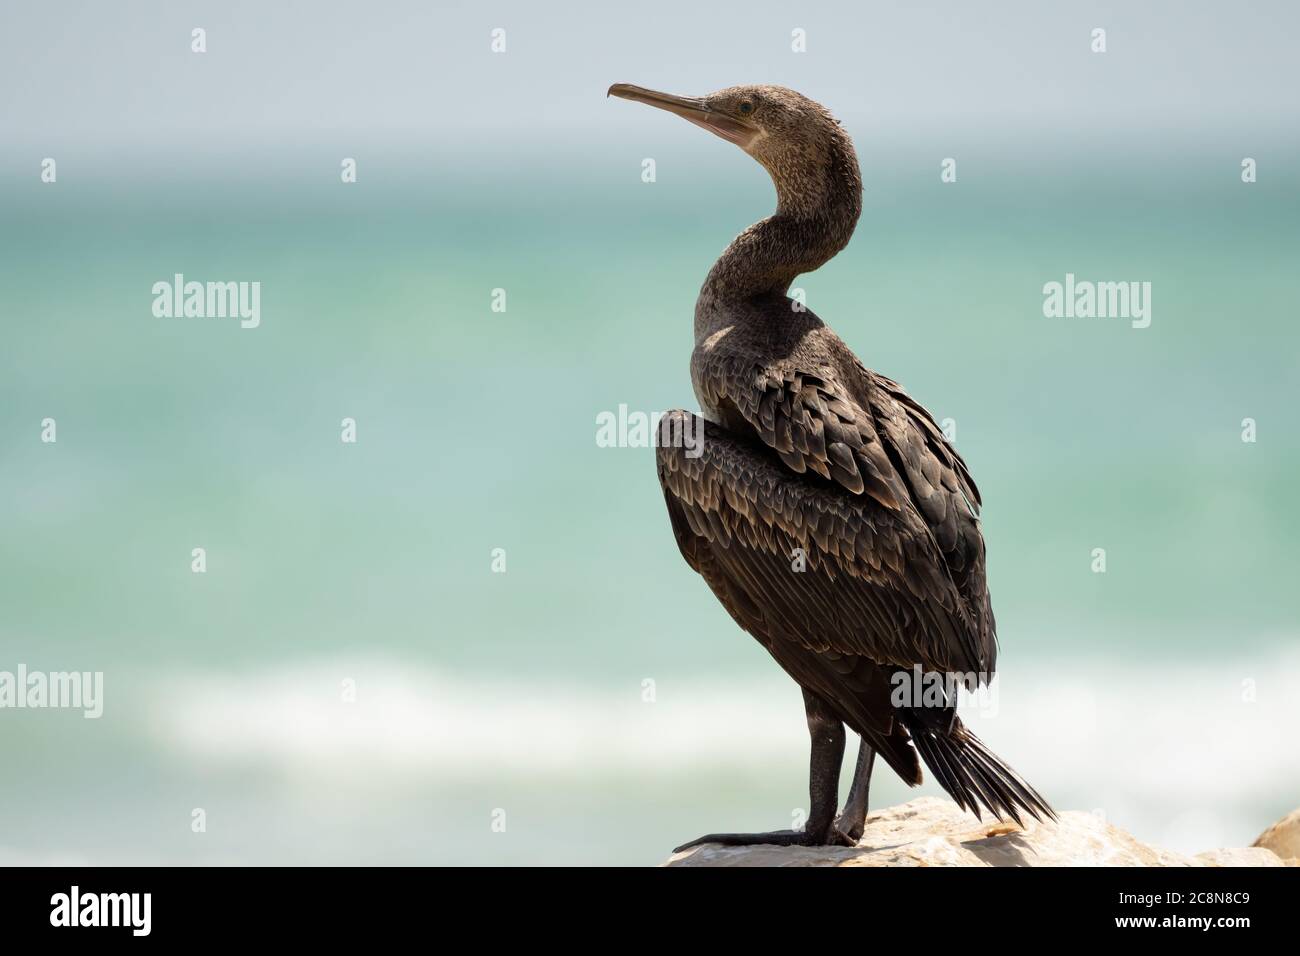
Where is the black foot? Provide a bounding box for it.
[834,812,865,843]
[673,826,855,853]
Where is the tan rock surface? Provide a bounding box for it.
[1252,807,1300,863]
[665,796,1288,867]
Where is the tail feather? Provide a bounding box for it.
[905,715,1056,825]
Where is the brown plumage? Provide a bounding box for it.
[610,83,1053,848]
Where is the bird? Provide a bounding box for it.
[608,82,1055,851]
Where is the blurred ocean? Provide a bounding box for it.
[1,138,1298,863]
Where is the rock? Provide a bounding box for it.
[1195,847,1288,867]
[664,796,1289,867]
[1252,808,1300,863]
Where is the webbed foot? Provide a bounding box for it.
[673,824,855,853]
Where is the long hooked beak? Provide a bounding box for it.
[607,83,756,148]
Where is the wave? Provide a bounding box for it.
[147,651,1300,853]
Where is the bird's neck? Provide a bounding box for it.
[697,132,862,335]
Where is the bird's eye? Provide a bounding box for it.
[738,101,755,115]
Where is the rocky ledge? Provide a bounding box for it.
[665,796,1299,867]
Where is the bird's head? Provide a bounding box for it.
[607,83,858,218]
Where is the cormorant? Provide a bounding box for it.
[608,83,1055,850]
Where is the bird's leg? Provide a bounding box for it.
[673,690,855,852]
[834,739,876,842]
[802,692,847,840]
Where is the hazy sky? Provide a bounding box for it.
[3,0,1298,152]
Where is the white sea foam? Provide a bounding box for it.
[149,651,1300,854]
[151,664,807,776]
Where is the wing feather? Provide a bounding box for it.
[656,410,990,676]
